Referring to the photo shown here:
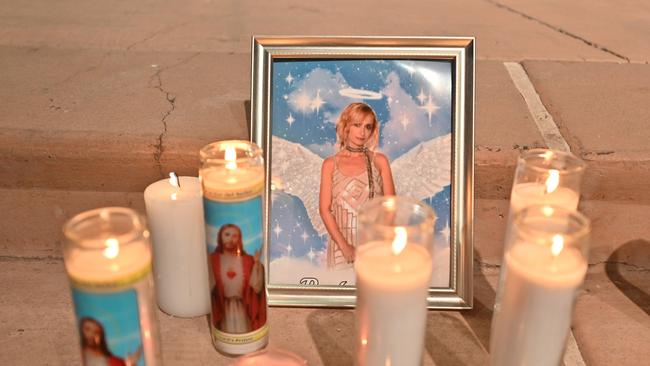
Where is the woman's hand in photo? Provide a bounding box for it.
[339,241,355,263]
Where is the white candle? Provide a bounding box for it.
[144,175,210,317]
[490,241,587,366]
[510,182,579,213]
[355,234,433,366]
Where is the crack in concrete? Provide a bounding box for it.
[590,260,650,272]
[149,53,201,176]
[0,255,63,262]
[485,0,630,62]
[476,259,649,272]
[126,21,190,51]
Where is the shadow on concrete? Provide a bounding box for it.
[459,251,498,353]
[425,312,489,366]
[306,309,354,365]
[605,239,650,316]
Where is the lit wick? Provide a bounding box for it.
[169,172,180,200]
[545,169,559,194]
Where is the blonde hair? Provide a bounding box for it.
[335,103,379,151]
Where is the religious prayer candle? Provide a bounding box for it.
[490,205,590,366]
[63,207,161,366]
[355,196,435,366]
[144,174,210,317]
[200,140,268,355]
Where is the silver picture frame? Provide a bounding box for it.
[250,36,474,309]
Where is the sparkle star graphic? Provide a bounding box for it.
[311,90,325,115]
[273,223,283,238]
[417,89,427,105]
[286,244,293,256]
[307,247,316,262]
[286,113,295,126]
[301,231,309,243]
[285,73,294,84]
[420,93,440,124]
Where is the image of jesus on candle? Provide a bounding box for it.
[79,317,143,366]
[210,224,267,334]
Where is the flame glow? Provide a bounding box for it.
[171,192,177,200]
[168,172,180,188]
[103,238,120,259]
[225,146,237,170]
[542,205,554,217]
[551,235,564,256]
[543,150,554,163]
[391,227,407,255]
[545,169,560,193]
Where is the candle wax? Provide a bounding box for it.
[490,242,587,366]
[355,242,432,366]
[144,176,210,317]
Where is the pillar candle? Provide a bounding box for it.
[490,242,587,366]
[355,231,433,366]
[490,205,590,366]
[144,175,210,317]
[510,181,579,213]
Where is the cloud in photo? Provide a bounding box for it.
[380,72,439,159]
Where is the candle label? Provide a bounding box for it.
[71,286,146,366]
[203,180,264,202]
[203,191,268,349]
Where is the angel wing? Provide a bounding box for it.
[390,134,452,201]
[271,136,326,235]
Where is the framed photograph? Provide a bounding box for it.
[251,36,474,309]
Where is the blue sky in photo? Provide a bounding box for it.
[269,59,453,261]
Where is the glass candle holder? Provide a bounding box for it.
[63,207,161,366]
[490,205,591,366]
[509,149,586,218]
[355,196,436,366]
[199,140,268,356]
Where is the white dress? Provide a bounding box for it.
[327,155,383,269]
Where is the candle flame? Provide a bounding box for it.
[543,150,554,163]
[361,339,368,346]
[225,146,237,170]
[545,169,560,193]
[542,205,554,217]
[551,235,564,256]
[171,192,177,200]
[103,238,120,259]
[168,172,180,188]
[391,227,407,255]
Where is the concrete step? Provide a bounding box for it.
[1,254,646,365]
[2,47,650,204]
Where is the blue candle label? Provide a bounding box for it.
[203,193,268,346]
[72,287,146,366]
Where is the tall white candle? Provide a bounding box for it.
[490,240,588,366]
[355,235,433,366]
[144,175,210,317]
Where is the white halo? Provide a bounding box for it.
[338,87,383,100]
